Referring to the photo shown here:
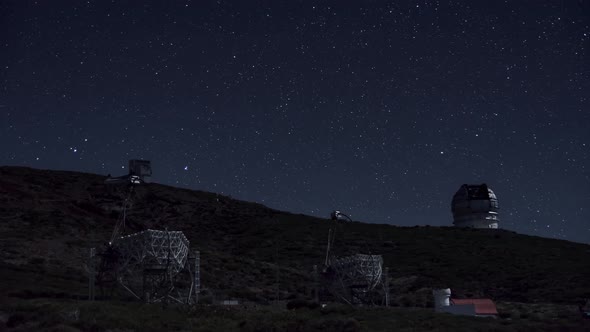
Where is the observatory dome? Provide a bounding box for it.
[451,184,499,229]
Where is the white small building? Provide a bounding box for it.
[433,288,498,318]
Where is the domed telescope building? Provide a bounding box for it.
[451,183,499,229]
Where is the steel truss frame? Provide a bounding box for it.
[94,229,200,304]
[323,254,386,305]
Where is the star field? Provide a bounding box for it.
[1,1,589,243]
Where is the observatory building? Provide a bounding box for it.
[451,184,499,229]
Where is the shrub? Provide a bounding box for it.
[320,303,354,315]
[397,295,413,307]
[6,313,26,328]
[48,324,81,332]
[286,299,319,310]
[28,257,45,265]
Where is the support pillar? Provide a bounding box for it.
[88,248,96,301]
[313,264,318,302]
[383,267,389,307]
[194,250,200,304]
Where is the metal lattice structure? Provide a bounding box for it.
[115,229,190,275]
[319,211,388,305]
[92,160,199,304]
[332,254,383,290]
[95,229,200,304]
[327,254,384,304]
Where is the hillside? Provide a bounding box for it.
[1,166,590,331]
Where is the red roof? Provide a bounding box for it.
[451,298,498,315]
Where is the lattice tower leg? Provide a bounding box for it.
[194,250,200,304]
[313,265,318,302]
[88,248,96,301]
[384,267,389,307]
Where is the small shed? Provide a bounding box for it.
[433,288,498,318]
[451,299,498,317]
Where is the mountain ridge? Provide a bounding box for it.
[1,165,589,307]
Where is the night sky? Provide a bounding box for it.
[1,1,589,244]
